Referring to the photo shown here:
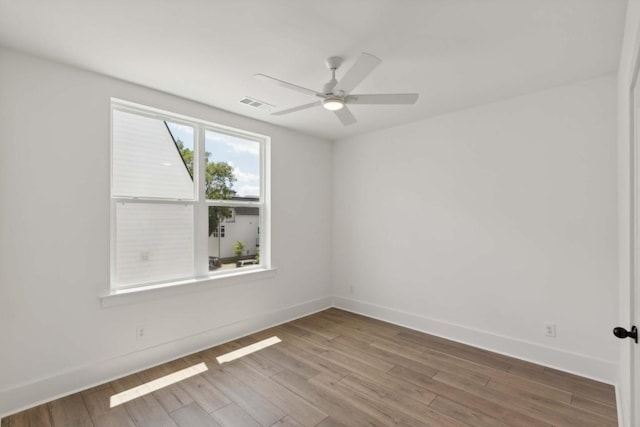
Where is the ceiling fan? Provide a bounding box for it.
[254,53,419,126]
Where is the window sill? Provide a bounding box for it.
[100,267,277,308]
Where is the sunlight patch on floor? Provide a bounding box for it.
[216,336,281,364]
[110,362,208,408]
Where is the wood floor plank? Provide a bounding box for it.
[395,331,515,372]
[544,367,616,404]
[276,322,313,338]
[287,328,397,373]
[339,373,466,427]
[48,393,93,427]
[203,340,286,378]
[370,339,491,386]
[545,366,615,397]
[80,382,113,398]
[434,370,615,427]
[109,372,146,393]
[310,373,432,427]
[274,340,351,380]
[201,365,285,426]
[269,416,303,427]
[348,336,448,379]
[389,331,579,407]
[5,404,52,427]
[82,386,137,427]
[234,334,349,383]
[169,402,221,427]
[123,393,177,427]
[235,352,286,377]
[312,347,396,380]
[570,394,617,420]
[485,377,575,411]
[203,342,244,359]
[4,309,617,427]
[420,347,571,402]
[223,360,328,427]
[211,403,260,427]
[318,309,403,338]
[313,417,347,427]
[178,374,231,414]
[428,395,509,427]
[271,369,382,426]
[136,362,194,413]
[267,328,333,356]
[275,327,396,375]
[359,329,429,356]
[29,404,53,427]
[508,364,616,404]
[250,344,322,379]
[289,316,341,340]
[389,365,550,427]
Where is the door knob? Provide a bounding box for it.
[613,326,638,343]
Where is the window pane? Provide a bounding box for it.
[208,206,260,271]
[115,202,194,286]
[205,130,260,199]
[113,110,194,199]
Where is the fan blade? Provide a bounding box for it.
[333,52,381,95]
[346,93,419,105]
[254,74,320,97]
[334,106,357,126]
[272,101,322,116]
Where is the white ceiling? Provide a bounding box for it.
[0,0,627,140]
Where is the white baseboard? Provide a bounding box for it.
[0,296,332,418]
[615,384,624,427]
[333,296,617,385]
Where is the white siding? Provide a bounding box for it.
[208,211,260,259]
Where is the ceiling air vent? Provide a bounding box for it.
[239,96,274,112]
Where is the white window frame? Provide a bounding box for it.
[107,99,271,300]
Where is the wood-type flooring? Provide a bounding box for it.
[1,308,617,426]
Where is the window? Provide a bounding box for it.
[111,100,269,291]
[213,225,226,239]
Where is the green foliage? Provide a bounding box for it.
[205,161,236,199]
[176,140,194,177]
[233,241,245,257]
[176,138,236,236]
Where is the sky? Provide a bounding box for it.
[166,122,260,198]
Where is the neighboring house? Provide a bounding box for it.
[208,201,260,260]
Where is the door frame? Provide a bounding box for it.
[622,15,640,426]
[631,72,640,427]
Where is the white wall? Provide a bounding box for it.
[333,74,619,382]
[0,47,333,416]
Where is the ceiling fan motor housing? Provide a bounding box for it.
[323,79,338,95]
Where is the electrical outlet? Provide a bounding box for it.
[136,326,145,341]
[545,323,556,337]
[349,285,354,294]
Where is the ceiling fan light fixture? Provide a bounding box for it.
[322,97,344,111]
